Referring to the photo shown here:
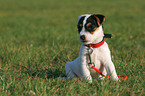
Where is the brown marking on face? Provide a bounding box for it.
[86,22,92,27]
[79,24,83,27]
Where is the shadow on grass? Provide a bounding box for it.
[24,68,66,80]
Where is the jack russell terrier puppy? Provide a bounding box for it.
[65,14,119,83]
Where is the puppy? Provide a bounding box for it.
[65,14,119,83]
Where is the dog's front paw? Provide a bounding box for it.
[110,75,119,81]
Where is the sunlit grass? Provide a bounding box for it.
[0,0,144,95]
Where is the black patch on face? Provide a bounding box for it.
[77,16,85,33]
[85,16,99,33]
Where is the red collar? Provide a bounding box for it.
[87,37,105,48]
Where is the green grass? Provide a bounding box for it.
[0,0,145,95]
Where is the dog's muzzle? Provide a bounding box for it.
[80,35,88,43]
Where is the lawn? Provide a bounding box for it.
[0,0,144,95]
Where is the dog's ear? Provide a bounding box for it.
[93,14,105,26]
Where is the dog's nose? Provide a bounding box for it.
[80,35,86,40]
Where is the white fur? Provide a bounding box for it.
[65,15,119,83]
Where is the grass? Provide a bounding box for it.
[0,0,144,95]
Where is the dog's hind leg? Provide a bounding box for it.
[65,62,77,79]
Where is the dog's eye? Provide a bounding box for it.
[86,25,96,32]
[77,16,85,33]
[77,24,83,33]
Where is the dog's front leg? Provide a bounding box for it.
[104,60,119,81]
[80,45,92,83]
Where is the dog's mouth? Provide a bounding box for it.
[81,40,87,43]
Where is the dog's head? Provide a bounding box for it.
[77,14,105,44]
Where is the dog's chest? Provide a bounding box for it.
[88,48,102,68]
